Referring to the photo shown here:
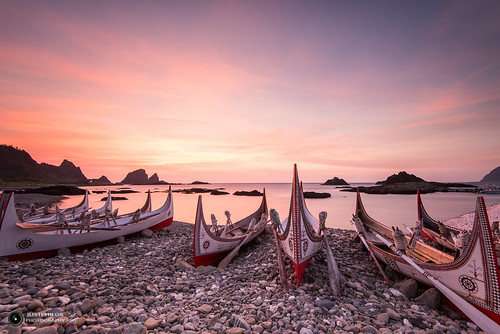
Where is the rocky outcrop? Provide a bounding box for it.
[210,190,229,195]
[304,191,331,198]
[482,166,500,182]
[233,190,263,196]
[148,173,160,184]
[121,169,149,185]
[376,171,424,185]
[191,181,209,185]
[342,171,475,194]
[173,188,216,194]
[322,177,349,186]
[89,176,112,185]
[0,145,87,184]
[120,169,167,185]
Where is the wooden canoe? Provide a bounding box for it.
[0,187,173,261]
[193,190,268,267]
[22,190,91,223]
[353,190,500,327]
[272,164,325,284]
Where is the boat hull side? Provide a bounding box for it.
[193,250,230,267]
[3,216,174,261]
[193,194,267,267]
[0,191,174,261]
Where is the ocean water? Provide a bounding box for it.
[57,183,500,231]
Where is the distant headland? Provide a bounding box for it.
[0,145,202,187]
[321,177,349,186]
[340,171,476,194]
[1,145,499,194]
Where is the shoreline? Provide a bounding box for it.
[0,222,481,333]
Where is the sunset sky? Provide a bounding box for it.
[1,1,499,183]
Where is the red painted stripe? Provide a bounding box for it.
[420,229,435,241]
[293,257,311,285]
[193,250,229,267]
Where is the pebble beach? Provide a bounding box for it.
[0,216,486,334]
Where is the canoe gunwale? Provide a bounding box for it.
[355,191,500,326]
[193,190,268,267]
[0,187,173,260]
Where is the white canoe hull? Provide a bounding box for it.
[0,188,173,261]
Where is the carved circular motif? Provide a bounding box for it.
[289,239,294,252]
[303,240,309,252]
[459,275,478,294]
[16,238,33,250]
[203,241,210,249]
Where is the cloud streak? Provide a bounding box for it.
[0,1,499,182]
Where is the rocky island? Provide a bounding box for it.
[341,171,476,194]
[304,192,331,199]
[120,169,169,185]
[233,190,263,196]
[322,177,349,186]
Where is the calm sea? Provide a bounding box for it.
[57,183,500,231]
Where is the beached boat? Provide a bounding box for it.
[193,190,268,267]
[416,190,460,252]
[480,185,500,194]
[270,164,325,284]
[22,190,91,222]
[21,191,114,226]
[0,188,173,261]
[352,190,500,330]
[418,190,500,261]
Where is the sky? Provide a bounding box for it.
[1,0,500,183]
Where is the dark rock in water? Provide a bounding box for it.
[482,166,500,182]
[148,173,160,184]
[341,171,476,194]
[111,189,139,194]
[88,175,112,185]
[322,177,349,186]
[121,169,168,185]
[233,190,263,196]
[377,171,424,185]
[210,189,229,195]
[101,196,127,201]
[415,287,441,309]
[174,188,219,194]
[15,185,86,195]
[191,180,209,185]
[121,169,149,185]
[303,191,331,198]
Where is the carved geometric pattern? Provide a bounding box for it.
[16,238,33,250]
